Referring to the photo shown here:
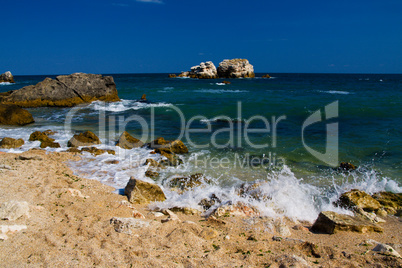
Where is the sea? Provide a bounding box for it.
[1,73,401,222]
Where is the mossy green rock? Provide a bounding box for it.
[0,137,25,149]
[116,131,143,149]
[337,189,381,212]
[67,131,101,147]
[0,104,34,126]
[124,177,166,204]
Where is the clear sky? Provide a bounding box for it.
[1,0,402,75]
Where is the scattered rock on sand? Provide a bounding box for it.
[0,201,30,221]
[0,104,34,126]
[0,137,25,149]
[116,131,144,149]
[110,217,151,234]
[67,131,101,147]
[311,211,383,234]
[124,177,166,204]
[337,189,381,212]
[211,201,259,218]
[372,243,401,258]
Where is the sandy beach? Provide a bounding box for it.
[0,149,401,267]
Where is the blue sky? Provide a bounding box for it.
[1,0,402,75]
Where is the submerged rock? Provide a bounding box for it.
[116,131,144,149]
[0,137,24,149]
[168,173,208,191]
[262,74,271,78]
[0,71,14,83]
[336,189,381,212]
[0,104,34,126]
[0,73,120,107]
[217,59,255,78]
[67,131,101,147]
[311,211,383,234]
[338,162,357,171]
[124,177,166,204]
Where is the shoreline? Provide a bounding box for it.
[0,150,401,267]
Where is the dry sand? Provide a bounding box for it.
[0,150,401,267]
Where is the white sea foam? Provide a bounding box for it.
[194,89,249,94]
[1,124,400,223]
[0,82,13,86]
[88,100,172,112]
[318,90,351,95]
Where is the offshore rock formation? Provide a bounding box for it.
[172,59,254,79]
[217,59,255,78]
[0,71,15,83]
[188,61,218,79]
[0,73,120,107]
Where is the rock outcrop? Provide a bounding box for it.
[188,61,218,79]
[116,131,144,149]
[0,71,15,83]
[0,73,120,107]
[124,177,166,204]
[67,131,101,147]
[148,137,188,154]
[0,137,25,149]
[336,189,381,212]
[311,211,383,234]
[217,59,255,78]
[174,59,254,79]
[0,104,35,125]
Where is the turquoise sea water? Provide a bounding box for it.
[1,73,401,221]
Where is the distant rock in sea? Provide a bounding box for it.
[171,59,254,79]
[217,59,255,78]
[0,71,15,83]
[0,73,120,107]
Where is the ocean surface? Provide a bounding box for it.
[1,73,401,222]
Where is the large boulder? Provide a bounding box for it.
[217,59,255,78]
[0,104,34,125]
[0,73,120,107]
[67,131,101,147]
[0,137,25,149]
[0,71,15,83]
[336,189,381,212]
[311,211,383,234]
[188,61,218,79]
[116,131,144,149]
[124,177,166,204]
